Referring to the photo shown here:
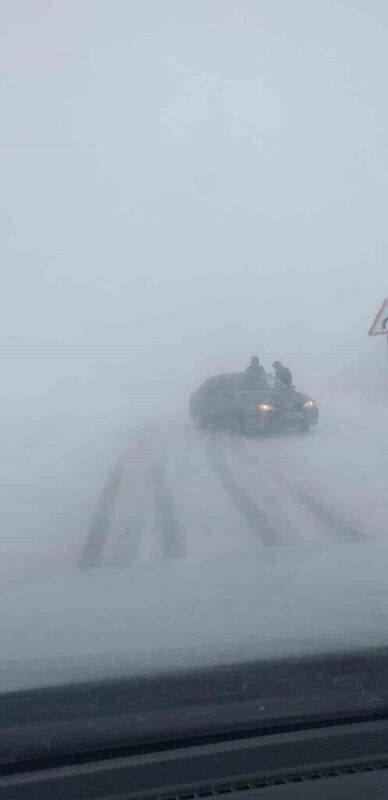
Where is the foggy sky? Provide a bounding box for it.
[2,0,388,416]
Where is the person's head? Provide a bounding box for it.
[250,356,260,368]
[272,360,281,369]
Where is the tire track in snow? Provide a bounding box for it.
[150,462,186,559]
[102,430,158,567]
[205,436,280,547]
[237,443,364,544]
[279,479,364,543]
[79,427,155,569]
[106,506,144,567]
[78,459,124,569]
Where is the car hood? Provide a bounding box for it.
[235,387,312,406]
[0,544,387,694]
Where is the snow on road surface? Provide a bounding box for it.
[79,393,388,573]
[0,392,386,589]
[2,430,387,680]
[0,411,129,587]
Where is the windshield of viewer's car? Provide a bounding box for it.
[1,0,388,703]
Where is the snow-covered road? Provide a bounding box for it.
[79,395,388,572]
[0,392,386,589]
[1,393,388,690]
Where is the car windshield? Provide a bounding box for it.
[263,374,283,390]
[2,0,388,754]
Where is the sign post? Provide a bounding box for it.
[368,298,388,362]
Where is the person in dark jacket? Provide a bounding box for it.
[244,356,267,389]
[272,360,293,387]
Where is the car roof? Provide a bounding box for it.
[199,371,293,392]
[201,372,245,388]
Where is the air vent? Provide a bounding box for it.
[138,760,388,800]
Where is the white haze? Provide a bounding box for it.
[1,0,388,606]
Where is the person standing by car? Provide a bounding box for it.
[272,360,293,387]
[244,356,267,389]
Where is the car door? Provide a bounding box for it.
[209,376,235,422]
[196,376,231,423]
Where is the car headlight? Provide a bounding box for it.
[303,399,315,409]
[256,403,274,412]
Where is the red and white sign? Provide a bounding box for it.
[368,298,388,336]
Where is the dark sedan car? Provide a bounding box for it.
[189,371,319,435]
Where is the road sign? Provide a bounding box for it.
[368,298,388,336]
